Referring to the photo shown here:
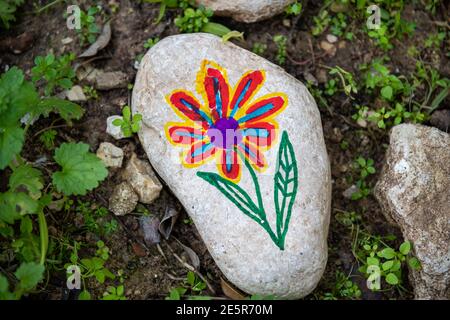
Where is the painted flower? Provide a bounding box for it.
[165,60,287,182]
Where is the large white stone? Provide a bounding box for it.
[132,33,331,299]
[196,0,295,23]
[375,124,450,300]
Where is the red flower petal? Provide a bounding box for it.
[169,91,212,130]
[167,124,206,145]
[204,67,230,121]
[229,70,264,118]
[218,149,241,181]
[238,94,287,125]
[242,121,277,148]
[237,140,267,170]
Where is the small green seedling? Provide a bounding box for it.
[285,1,302,16]
[32,53,76,96]
[39,129,57,150]
[112,106,143,138]
[77,6,101,45]
[273,35,287,65]
[252,42,267,56]
[354,157,375,179]
[144,37,160,49]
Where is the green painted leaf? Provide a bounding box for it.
[196,171,261,223]
[274,131,298,242]
[52,142,108,196]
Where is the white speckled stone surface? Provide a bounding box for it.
[375,124,450,300]
[132,33,331,299]
[196,0,295,23]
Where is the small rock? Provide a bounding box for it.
[196,0,296,23]
[331,127,343,143]
[375,124,450,299]
[61,37,73,45]
[109,182,138,216]
[65,85,87,102]
[132,33,331,299]
[96,142,124,168]
[131,243,147,257]
[315,68,328,84]
[326,34,338,43]
[94,70,128,90]
[140,215,161,246]
[430,109,450,132]
[343,185,358,199]
[106,115,125,140]
[320,40,336,57]
[122,153,163,204]
[303,71,318,86]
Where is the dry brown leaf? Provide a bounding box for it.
[79,21,111,58]
[220,278,246,300]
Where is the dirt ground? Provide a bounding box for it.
[0,0,448,300]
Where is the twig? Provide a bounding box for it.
[165,241,216,295]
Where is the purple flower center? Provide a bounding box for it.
[207,118,242,150]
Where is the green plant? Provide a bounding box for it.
[357,239,421,290]
[66,240,116,300]
[330,12,351,39]
[324,79,338,96]
[0,66,95,300]
[285,1,302,16]
[39,129,57,150]
[0,262,45,299]
[144,37,160,49]
[252,42,267,56]
[77,6,101,46]
[112,105,143,138]
[350,156,375,200]
[311,10,331,36]
[83,86,99,100]
[101,285,126,300]
[273,34,287,65]
[0,0,24,28]
[174,6,212,33]
[32,53,76,96]
[52,142,108,196]
[354,156,375,179]
[424,31,446,49]
[166,271,210,300]
[323,65,358,98]
[322,270,361,300]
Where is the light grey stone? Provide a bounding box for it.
[132,33,331,299]
[96,142,124,168]
[65,85,87,102]
[196,0,295,23]
[109,182,138,216]
[122,153,163,204]
[106,115,125,140]
[375,124,450,300]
